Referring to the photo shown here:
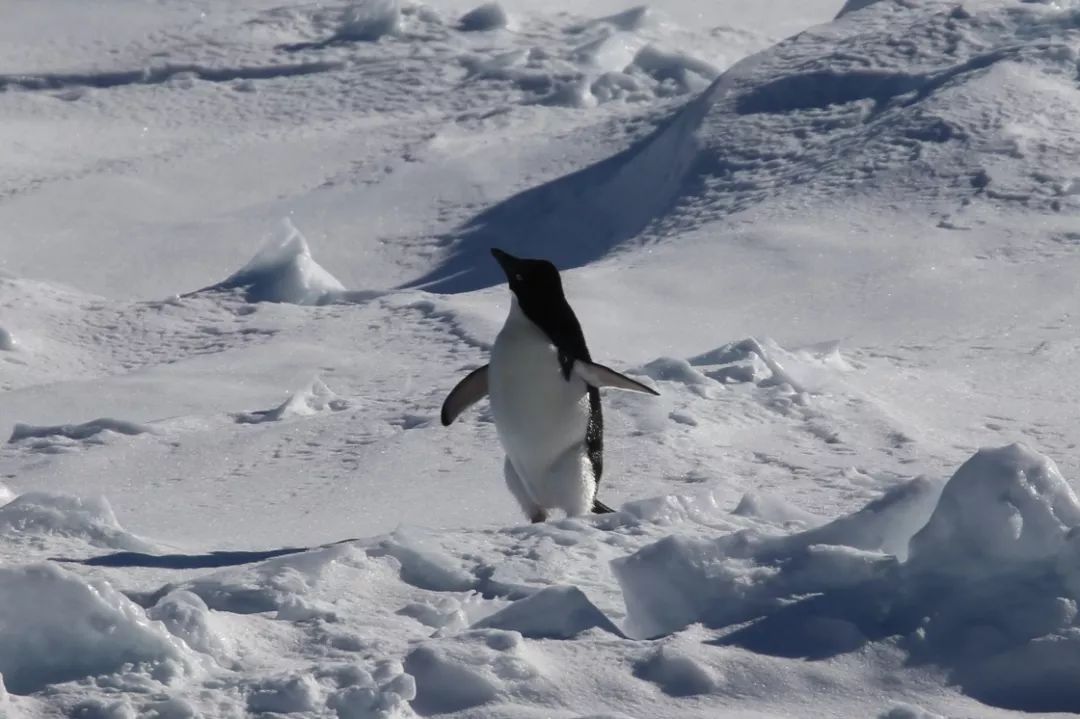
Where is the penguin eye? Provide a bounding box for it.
[514,273,523,282]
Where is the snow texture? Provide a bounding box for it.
[4,0,1080,716]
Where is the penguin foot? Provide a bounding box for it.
[592,499,615,514]
[530,509,548,523]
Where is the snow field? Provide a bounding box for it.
[4,0,1080,716]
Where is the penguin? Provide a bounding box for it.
[441,248,659,523]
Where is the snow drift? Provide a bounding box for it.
[615,443,1080,712]
[412,0,1080,292]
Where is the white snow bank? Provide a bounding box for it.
[458,3,508,32]
[0,563,199,694]
[337,0,400,42]
[0,326,16,351]
[235,376,350,424]
[0,492,156,552]
[9,417,150,443]
[207,220,347,305]
[614,443,1080,712]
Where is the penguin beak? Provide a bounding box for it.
[491,248,520,278]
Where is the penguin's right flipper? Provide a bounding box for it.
[592,499,615,514]
[573,360,659,396]
[441,365,489,426]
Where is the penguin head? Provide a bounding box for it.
[491,248,565,303]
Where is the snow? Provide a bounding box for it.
[4,0,1080,716]
[0,563,199,694]
[10,417,150,442]
[0,492,157,552]
[337,1,404,43]
[199,220,349,305]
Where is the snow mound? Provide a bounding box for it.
[9,417,150,444]
[0,327,16,351]
[458,3,508,32]
[337,0,401,42]
[0,563,199,694]
[247,673,322,713]
[633,645,717,696]
[473,585,622,639]
[0,482,13,507]
[235,376,350,424]
[614,443,1080,712]
[147,590,233,660]
[406,630,544,715]
[202,220,347,305]
[0,492,157,552]
[908,443,1080,571]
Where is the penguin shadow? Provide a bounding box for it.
[704,583,914,660]
[52,537,359,570]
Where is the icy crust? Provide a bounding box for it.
[615,443,1080,712]
[0,563,200,694]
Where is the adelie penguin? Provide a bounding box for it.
[441,248,659,523]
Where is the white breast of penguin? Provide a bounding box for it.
[488,300,590,490]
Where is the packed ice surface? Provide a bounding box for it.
[4,0,1080,716]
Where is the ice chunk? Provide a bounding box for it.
[908,443,1080,572]
[472,585,622,639]
[0,563,198,694]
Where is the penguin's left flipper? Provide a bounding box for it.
[573,360,659,396]
[441,365,489,426]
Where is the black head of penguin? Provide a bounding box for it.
[491,248,592,369]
